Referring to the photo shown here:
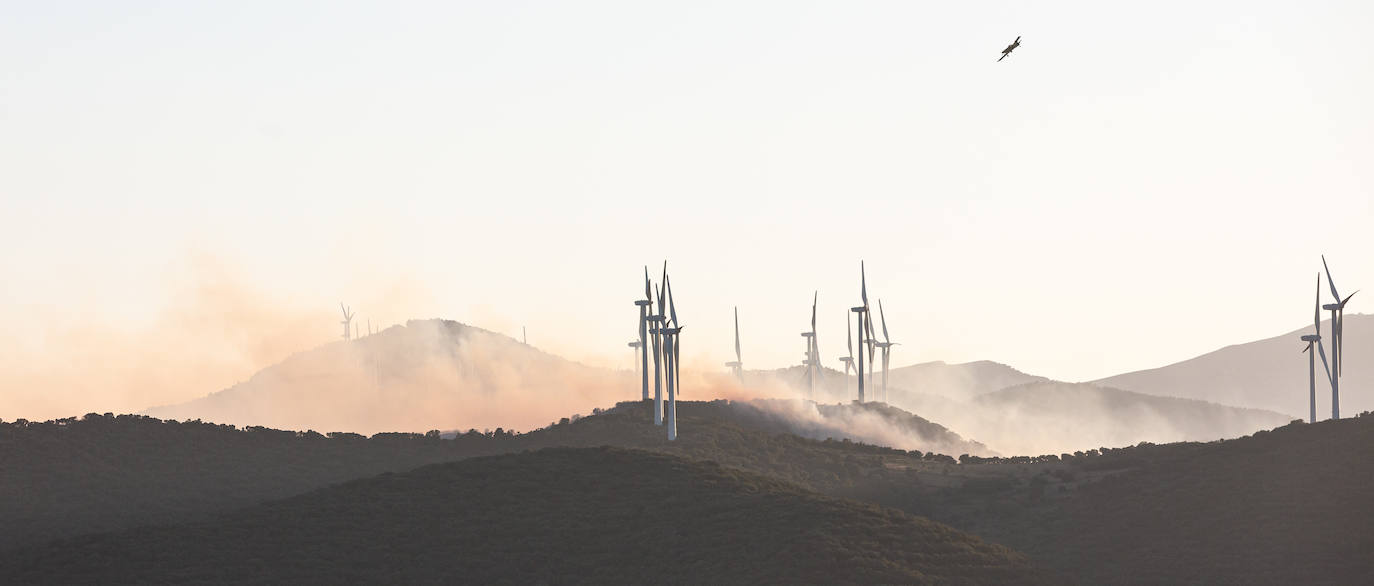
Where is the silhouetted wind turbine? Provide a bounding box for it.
[1301,274,1333,424]
[635,267,653,401]
[850,262,870,403]
[997,35,1021,62]
[339,304,354,341]
[1321,255,1357,419]
[801,292,819,397]
[662,272,683,440]
[724,306,743,383]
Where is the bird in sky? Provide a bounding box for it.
[998,36,1021,62]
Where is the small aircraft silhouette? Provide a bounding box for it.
[997,36,1021,62]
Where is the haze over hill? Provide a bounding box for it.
[144,319,639,434]
[145,318,1301,455]
[1094,314,1374,417]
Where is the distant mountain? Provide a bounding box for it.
[886,360,1050,401]
[0,447,1050,585]
[144,319,622,434]
[1093,313,1374,417]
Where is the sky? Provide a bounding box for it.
[2,1,1372,420]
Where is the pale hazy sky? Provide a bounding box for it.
[2,1,1372,419]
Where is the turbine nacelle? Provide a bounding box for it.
[1300,334,1321,342]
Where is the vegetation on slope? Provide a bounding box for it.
[0,447,1050,585]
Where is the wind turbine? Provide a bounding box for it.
[1301,274,1333,424]
[661,271,683,440]
[339,304,354,341]
[861,270,878,399]
[628,339,643,382]
[635,267,653,401]
[1321,255,1357,419]
[648,281,665,425]
[522,326,527,345]
[850,262,870,403]
[801,292,819,398]
[873,299,898,404]
[838,311,855,399]
[724,306,743,383]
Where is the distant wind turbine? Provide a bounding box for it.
[801,292,819,397]
[850,262,871,403]
[662,272,683,440]
[635,267,654,401]
[339,304,354,341]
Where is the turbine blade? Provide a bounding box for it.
[667,276,678,327]
[1302,343,1310,354]
[879,299,890,343]
[1342,290,1358,306]
[734,306,741,363]
[860,261,869,307]
[644,266,651,300]
[1314,274,1322,332]
[1316,339,1335,385]
[1323,255,1341,300]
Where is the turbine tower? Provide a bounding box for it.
[851,261,870,403]
[1301,274,1333,424]
[724,306,743,383]
[339,304,354,341]
[838,311,855,399]
[1321,255,1357,419]
[874,299,898,404]
[635,267,653,401]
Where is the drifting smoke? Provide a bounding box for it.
[145,319,636,435]
[886,381,1292,456]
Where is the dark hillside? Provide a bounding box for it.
[0,402,961,552]
[0,447,1051,585]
